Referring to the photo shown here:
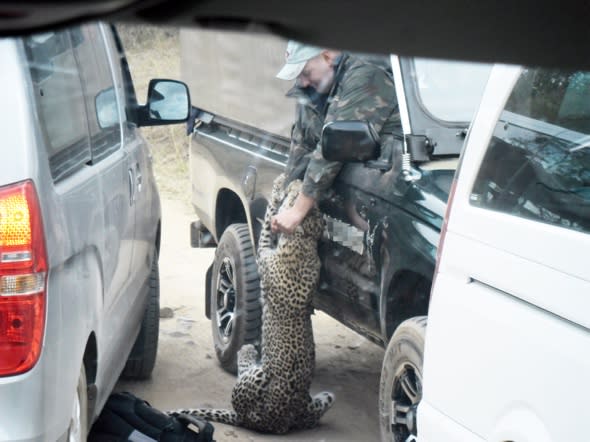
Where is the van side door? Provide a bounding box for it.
[70,24,139,373]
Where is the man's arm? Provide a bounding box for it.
[273,63,397,234]
[270,191,315,234]
[283,99,322,186]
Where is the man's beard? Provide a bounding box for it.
[315,70,335,94]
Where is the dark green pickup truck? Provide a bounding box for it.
[186,49,491,441]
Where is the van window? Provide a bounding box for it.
[470,68,590,234]
[24,30,91,181]
[73,24,122,161]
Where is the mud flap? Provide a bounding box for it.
[190,220,216,248]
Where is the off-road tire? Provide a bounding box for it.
[379,316,427,442]
[122,251,160,379]
[210,223,262,374]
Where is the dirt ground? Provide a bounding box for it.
[115,196,386,442]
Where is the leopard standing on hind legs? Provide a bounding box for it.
[169,174,334,434]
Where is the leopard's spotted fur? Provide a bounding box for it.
[169,174,334,433]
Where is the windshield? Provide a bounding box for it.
[413,58,492,122]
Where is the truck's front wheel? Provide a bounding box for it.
[379,316,427,442]
[210,223,262,374]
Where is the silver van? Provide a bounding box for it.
[0,22,190,441]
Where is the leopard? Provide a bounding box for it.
[168,174,334,434]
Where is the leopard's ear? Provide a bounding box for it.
[273,173,287,189]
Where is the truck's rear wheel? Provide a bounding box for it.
[210,223,262,374]
[379,316,427,442]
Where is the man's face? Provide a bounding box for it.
[297,54,335,93]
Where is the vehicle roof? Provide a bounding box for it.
[0,0,588,69]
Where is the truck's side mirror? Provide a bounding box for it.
[321,120,380,162]
[136,79,191,127]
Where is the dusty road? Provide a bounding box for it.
[116,197,385,441]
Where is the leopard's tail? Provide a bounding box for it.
[168,408,240,426]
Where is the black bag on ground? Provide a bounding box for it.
[88,392,215,442]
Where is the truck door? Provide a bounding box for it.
[317,160,403,339]
[315,56,492,342]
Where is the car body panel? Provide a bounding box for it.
[0,23,162,441]
[420,64,590,440]
[418,401,484,442]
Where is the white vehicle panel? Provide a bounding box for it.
[420,63,590,441]
[423,268,590,441]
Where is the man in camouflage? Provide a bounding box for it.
[272,41,400,234]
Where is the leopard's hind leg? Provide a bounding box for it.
[300,391,335,429]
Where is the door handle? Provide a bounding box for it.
[128,169,135,205]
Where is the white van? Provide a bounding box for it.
[418,64,590,440]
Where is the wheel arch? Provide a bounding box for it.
[155,220,161,257]
[83,333,98,384]
[215,188,268,250]
[82,333,98,421]
[381,269,431,341]
[215,188,247,239]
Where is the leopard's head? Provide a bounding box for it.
[269,173,287,208]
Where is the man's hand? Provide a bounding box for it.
[271,207,305,234]
[271,192,315,234]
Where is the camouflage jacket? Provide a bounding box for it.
[283,85,327,186]
[293,54,400,200]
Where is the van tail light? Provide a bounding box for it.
[0,180,47,377]
[430,176,458,303]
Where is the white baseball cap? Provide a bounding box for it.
[276,41,323,81]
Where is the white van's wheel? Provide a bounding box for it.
[211,223,262,374]
[123,251,160,379]
[379,316,427,442]
[68,365,88,442]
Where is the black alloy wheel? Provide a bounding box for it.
[210,223,262,374]
[379,316,426,442]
